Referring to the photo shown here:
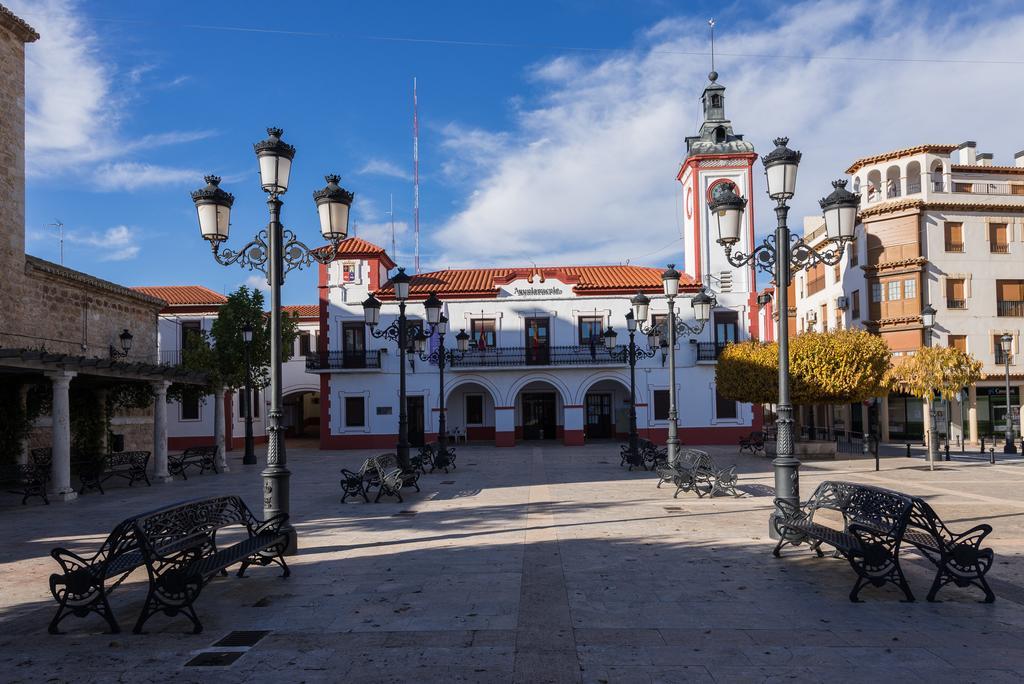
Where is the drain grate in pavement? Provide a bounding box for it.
[441,480,456,484]
[213,630,271,648]
[467,463,477,466]
[186,652,244,667]
[663,506,683,512]
[393,510,418,517]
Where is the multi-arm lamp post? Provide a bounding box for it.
[361,281,446,471]
[1000,333,1017,454]
[602,311,659,468]
[709,137,859,529]
[241,322,256,465]
[413,309,471,460]
[191,127,355,553]
[921,304,940,466]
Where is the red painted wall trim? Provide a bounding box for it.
[563,429,585,446]
[495,431,515,447]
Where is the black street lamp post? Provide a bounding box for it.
[1000,333,1017,454]
[921,304,940,467]
[603,311,657,468]
[241,322,256,465]
[711,137,859,532]
[191,128,354,554]
[414,312,471,460]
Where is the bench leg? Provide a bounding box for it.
[926,563,996,604]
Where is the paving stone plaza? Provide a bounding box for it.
[2,445,1024,683]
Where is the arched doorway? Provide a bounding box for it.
[580,378,631,441]
[283,390,321,442]
[445,378,498,444]
[515,380,568,441]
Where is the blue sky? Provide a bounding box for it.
[12,1,1024,305]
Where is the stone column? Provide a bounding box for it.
[17,384,30,465]
[214,386,228,472]
[152,380,173,482]
[95,388,108,454]
[495,406,516,447]
[47,371,77,502]
[880,394,891,442]
[859,403,869,438]
[563,405,585,446]
[968,384,979,446]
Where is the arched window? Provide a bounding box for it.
[710,94,722,108]
[714,126,726,143]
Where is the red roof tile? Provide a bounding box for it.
[281,304,319,319]
[312,236,396,269]
[376,265,698,299]
[132,285,227,307]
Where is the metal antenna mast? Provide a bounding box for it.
[412,77,420,273]
[49,220,64,265]
[387,193,397,259]
[708,18,716,72]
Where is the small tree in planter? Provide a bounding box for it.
[886,345,983,469]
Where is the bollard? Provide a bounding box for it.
[906,443,912,458]
[980,437,985,454]
[945,443,950,461]
[990,447,996,465]
[961,439,965,454]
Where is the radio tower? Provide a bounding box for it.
[412,77,421,273]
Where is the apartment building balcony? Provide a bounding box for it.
[997,300,1024,317]
[996,349,1015,366]
[306,350,383,372]
[158,349,181,366]
[696,342,729,362]
[449,344,628,369]
[951,180,1024,196]
[946,299,966,310]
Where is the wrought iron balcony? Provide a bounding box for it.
[449,345,628,368]
[158,349,181,366]
[946,299,966,310]
[997,300,1024,317]
[306,350,383,370]
[996,349,1014,365]
[696,342,730,362]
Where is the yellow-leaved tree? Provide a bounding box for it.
[716,329,892,405]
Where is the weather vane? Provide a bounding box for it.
[708,18,716,74]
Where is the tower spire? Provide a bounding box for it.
[708,18,716,76]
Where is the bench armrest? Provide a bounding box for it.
[252,512,290,537]
[773,497,806,522]
[951,523,993,549]
[50,547,98,575]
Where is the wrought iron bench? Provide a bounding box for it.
[418,442,456,473]
[1,461,49,505]
[168,445,219,479]
[340,466,370,503]
[655,449,739,498]
[772,480,915,602]
[619,438,664,470]
[367,454,419,502]
[132,495,290,634]
[738,431,766,456]
[48,515,144,633]
[903,496,996,602]
[77,451,152,495]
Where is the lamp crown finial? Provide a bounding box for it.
[772,136,789,148]
[204,175,221,186]
[832,179,848,190]
[325,173,340,184]
[267,127,283,138]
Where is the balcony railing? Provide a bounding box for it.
[449,345,627,368]
[997,300,1024,317]
[158,349,181,366]
[996,350,1015,365]
[991,243,1011,254]
[696,342,730,361]
[306,350,383,370]
[944,242,964,253]
[952,181,1024,196]
[946,299,966,310]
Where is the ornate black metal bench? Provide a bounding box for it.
[48,516,144,633]
[738,431,766,456]
[772,480,915,602]
[417,442,456,473]
[364,454,418,502]
[340,466,370,503]
[77,451,152,495]
[1,461,49,505]
[655,449,739,498]
[133,495,290,634]
[620,438,664,470]
[168,445,219,479]
[904,496,996,602]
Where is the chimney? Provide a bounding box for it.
[1015,150,1024,168]
[957,141,977,165]
[976,153,993,167]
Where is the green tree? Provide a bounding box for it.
[716,330,892,405]
[177,287,300,393]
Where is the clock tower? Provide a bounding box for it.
[677,71,757,295]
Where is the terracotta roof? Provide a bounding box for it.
[312,236,396,269]
[375,265,698,300]
[845,144,958,175]
[281,304,319,319]
[859,198,1024,219]
[0,4,39,42]
[950,164,1024,176]
[132,285,227,307]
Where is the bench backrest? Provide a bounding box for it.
[106,450,150,469]
[906,496,955,546]
[806,480,912,538]
[182,445,218,458]
[134,495,256,554]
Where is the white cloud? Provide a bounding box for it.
[435,1,1024,270]
[65,225,140,261]
[358,158,413,181]
[353,220,410,252]
[244,275,270,292]
[8,0,212,177]
[92,162,203,191]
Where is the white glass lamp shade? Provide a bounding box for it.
[1000,334,1013,354]
[662,264,681,297]
[603,327,618,350]
[630,291,650,323]
[436,315,449,336]
[254,127,296,194]
[423,292,443,325]
[390,267,411,301]
[118,329,133,353]
[625,311,637,333]
[708,185,747,245]
[456,329,470,352]
[314,174,354,241]
[819,179,860,242]
[921,304,936,328]
[762,137,801,200]
[648,330,660,349]
[692,290,715,323]
[413,331,428,354]
[191,175,234,242]
[362,294,382,327]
